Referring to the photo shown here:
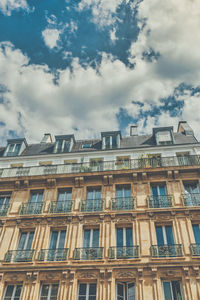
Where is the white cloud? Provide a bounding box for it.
[42,29,61,49]
[78,0,123,27]
[0,0,30,16]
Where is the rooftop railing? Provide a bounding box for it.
[4,250,35,262]
[49,201,73,213]
[19,202,43,215]
[74,247,104,260]
[0,155,199,178]
[147,195,173,208]
[111,197,135,210]
[150,244,183,257]
[0,204,10,216]
[80,199,103,212]
[181,193,200,207]
[38,248,69,261]
[108,246,139,259]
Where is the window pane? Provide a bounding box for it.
[156,226,164,246]
[51,284,59,297]
[128,283,135,299]
[193,224,200,243]
[89,284,96,296]
[163,282,172,300]
[41,285,49,296]
[151,186,158,196]
[92,230,99,248]
[159,185,166,196]
[126,228,133,247]
[26,232,34,250]
[79,284,87,296]
[117,283,124,298]
[172,281,182,300]
[18,232,27,250]
[117,228,123,247]
[49,231,58,249]
[165,226,174,245]
[83,230,91,247]
[58,231,66,248]
[4,285,14,297]
[14,285,22,297]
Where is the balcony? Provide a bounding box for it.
[49,201,73,213]
[0,155,200,179]
[182,193,200,207]
[0,204,10,216]
[38,248,69,261]
[148,195,173,208]
[74,247,104,260]
[19,202,43,215]
[190,244,200,256]
[111,197,135,211]
[108,246,139,259]
[4,250,35,262]
[80,199,103,212]
[150,244,183,257]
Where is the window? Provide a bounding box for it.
[183,182,200,206]
[115,185,132,210]
[40,284,59,300]
[156,131,173,145]
[82,143,92,149]
[162,281,183,300]
[78,283,96,300]
[101,131,121,149]
[82,229,101,260]
[27,190,43,214]
[192,224,200,244]
[15,231,34,262]
[150,184,171,208]
[54,135,74,153]
[116,228,133,259]
[3,285,22,300]
[48,230,66,261]
[85,187,102,211]
[58,188,72,204]
[6,143,21,157]
[0,193,10,215]
[154,226,177,257]
[116,282,135,300]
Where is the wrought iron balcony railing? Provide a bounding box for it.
[190,243,200,256]
[151,244,183,257]
[49,201,73,213]
[182,193,200,207]
[111,197,135,210]
[19,202,43,215]
[4,250,35,262]
[0,204,10,216]
[148,195,173,208]
[108,246,139,259]
[74,247,104,260]
[80,199,103,212]
[38,248,69,261]
[0,155,200,178]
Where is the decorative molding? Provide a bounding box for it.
[46,178,56,188]
[174,170,179,179]
[15,180,20,189]
[78,272,97,279]
[142,172,147,181]
[26,272,38,283]
[167,171,173,179]
[116,271,136,278]
[132,173,137,181]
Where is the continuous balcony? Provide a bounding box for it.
[108,246,139,259]
[80,199,103,212]
[38,248,69,261]
[74,247,104,260]
[190,244,200,256]
[49,201,73,213]
[0,155,200,178]
[150,244,183,257]
[182,193,200,207]
[4,250,35,262]
[147,195,173,208]
[19,202,43,215]
[111,197,135,210]
[0,204,10,216]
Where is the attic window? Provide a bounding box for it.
[6,143,21,156]
[82,143,92,149]
[156,131,173,145]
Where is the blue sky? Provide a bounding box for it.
[0,0,200,144]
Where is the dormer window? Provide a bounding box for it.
[53,135,75,153]
[82,143,92,149]
[101,131,121,149]
[4,138,27,157]
[153,127,173,146]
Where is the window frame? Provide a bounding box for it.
[77,283,97,300]
[3,284,22,300]
[39,283,59,300]
[115,281,136,300]
[162,280,183,300]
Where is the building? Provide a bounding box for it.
[0,121,199,299]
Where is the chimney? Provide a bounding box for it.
[130,125,138,136]
[41,133,52,144]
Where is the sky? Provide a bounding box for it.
[0,0,200,144]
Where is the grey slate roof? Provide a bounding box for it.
[0,130,198,158]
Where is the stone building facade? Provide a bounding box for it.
[0,121,200,299]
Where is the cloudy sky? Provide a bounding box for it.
[0,0,200,144]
